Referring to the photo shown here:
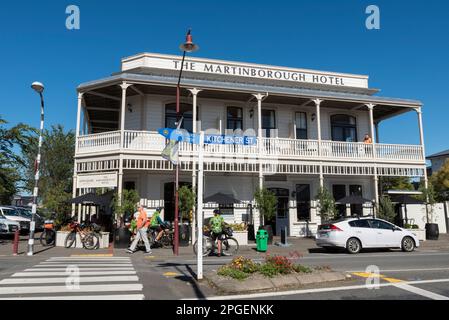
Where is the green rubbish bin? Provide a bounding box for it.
[256,229,268,252]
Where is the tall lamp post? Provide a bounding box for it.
[174,30,199,255]
[28,82,45,256]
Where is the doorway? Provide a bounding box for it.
[164,182,192,222]
[268,188,290,236]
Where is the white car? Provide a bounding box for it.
[0,207,31,234]
[316,217,420,254]
[0,217,20,236]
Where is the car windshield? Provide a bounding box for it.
[17,209,32,218]
[1,208,20,217]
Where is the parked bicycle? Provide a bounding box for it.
[193,226,239,257]
[39,219,56,247]
[64,221,99,250]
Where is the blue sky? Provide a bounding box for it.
[0,0,448,156]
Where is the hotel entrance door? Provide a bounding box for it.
[268,188,290,236]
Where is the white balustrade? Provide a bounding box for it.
[76,131,424,163]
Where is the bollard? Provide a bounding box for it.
[13,230,20,256]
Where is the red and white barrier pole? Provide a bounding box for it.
[13,230,20,256]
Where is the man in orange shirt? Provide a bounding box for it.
[127,206,152,254]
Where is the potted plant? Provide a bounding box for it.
[179,185,195,246]
[254,188,277,244]
[112,189,140,248]
[228,223,248,246]
[418,183,439,240]
[315,187,337,223]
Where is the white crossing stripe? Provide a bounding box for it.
[0,294,145,300]
[0,276,139,285]
[13,271,136,277]
[0,256,145,300]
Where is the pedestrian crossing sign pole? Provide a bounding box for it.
[197,131,205,280]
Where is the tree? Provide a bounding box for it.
[431,159,449,201]
[22,125,75,214]
[378,196,396,223]
[254,188,277,226]
[179,185,195,223]
[0,116,34,203]
[315,187,337,222]
[112,189,140,223]
[417,182,438,224]
[379,176,414,194]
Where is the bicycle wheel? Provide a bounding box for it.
[40,229,56,247]
[193,236,212,257]
[82,233,99,250]
[222,237,239,256]
[64,232,76,248]
[161,233,173,248]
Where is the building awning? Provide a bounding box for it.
[70,191,114,207]
[336,195,373,205]
[389,194,424,205]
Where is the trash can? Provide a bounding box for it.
[256,229,268,252]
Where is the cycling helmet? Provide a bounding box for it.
[213,209,221,215]
[156,207,163,212]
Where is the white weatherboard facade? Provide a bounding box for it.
[73,53,428,237]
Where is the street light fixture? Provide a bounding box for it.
[28,81,45,256]
[173,29,198,256]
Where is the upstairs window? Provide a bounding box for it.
[227,107,243,131]
[331,115,357,142]
[165,103,194,133]
[295,112,308,140]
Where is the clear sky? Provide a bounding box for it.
[0,0,448,156]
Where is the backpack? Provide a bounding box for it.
[150,212,160,227]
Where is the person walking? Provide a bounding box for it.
[127,206,152,254]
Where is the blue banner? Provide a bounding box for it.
[158,128,257,146]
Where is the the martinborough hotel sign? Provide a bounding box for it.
[122,53,369,89]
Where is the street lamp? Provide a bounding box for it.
[174,30,199,256]
[28,81,45,256]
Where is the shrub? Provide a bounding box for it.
[293,265,312,273]
[266,255,293,274]
[259,263,281,278]
[217,266,249,280]
[230,256,259,274]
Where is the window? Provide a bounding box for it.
[331,115,357,142]
[219,204,234,216]
[295,112,308,139]
[349,185,363,216]
[349,220,371,228]
[369,219,393,230]
[268,188,289,219]
[124,181,136,191]
[332,185,346,218]
[296,184,311,221]
[165,103,194,133]
[227,107,243,131]
[262,110,276,138]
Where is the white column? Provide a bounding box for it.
[197,131,205,280]
[120,83,131,149]
[366,103,376,159]
[373,173,379,218]
[313,99,324,188]
[416,107,429,189]
[75,93,83,153]
[254,93,265,190]
[189,88,201,245]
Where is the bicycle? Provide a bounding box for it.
[193,226,239,257]
[149,223,174,249]
[64,221,99,250]
[39,219,56,247]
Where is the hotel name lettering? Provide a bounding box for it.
[173,60,347,86]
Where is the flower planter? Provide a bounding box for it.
[56,231,110,249]
[409,229,426,242]
[232,231,248,246]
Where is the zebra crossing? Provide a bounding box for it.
[0,256,145,300]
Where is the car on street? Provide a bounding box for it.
[0,206,31,234]
[316,217,420,254]
[12,206,45,231]
[0,217,20,236]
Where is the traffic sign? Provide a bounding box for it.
[158,128,257,146]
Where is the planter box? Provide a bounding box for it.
[233,231,248,246]
[409,229,426,242]
[56,231,110,249]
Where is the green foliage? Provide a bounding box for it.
[22,125,75,214]
[254,188,277,225]
[379,176,414,194]
[417,182,438,223]
[112,189,140,220]
[179,185,195,222]
[293,265,313,274]
[315,187,337,222]
[217,266,249,281]
[430,159,449,201]
[404,224,420,229]
[378,196,396,223]
[230,256,259,274]
[0,116,34,203]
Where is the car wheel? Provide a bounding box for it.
[401,236,415,252]
[346,238,362,254]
